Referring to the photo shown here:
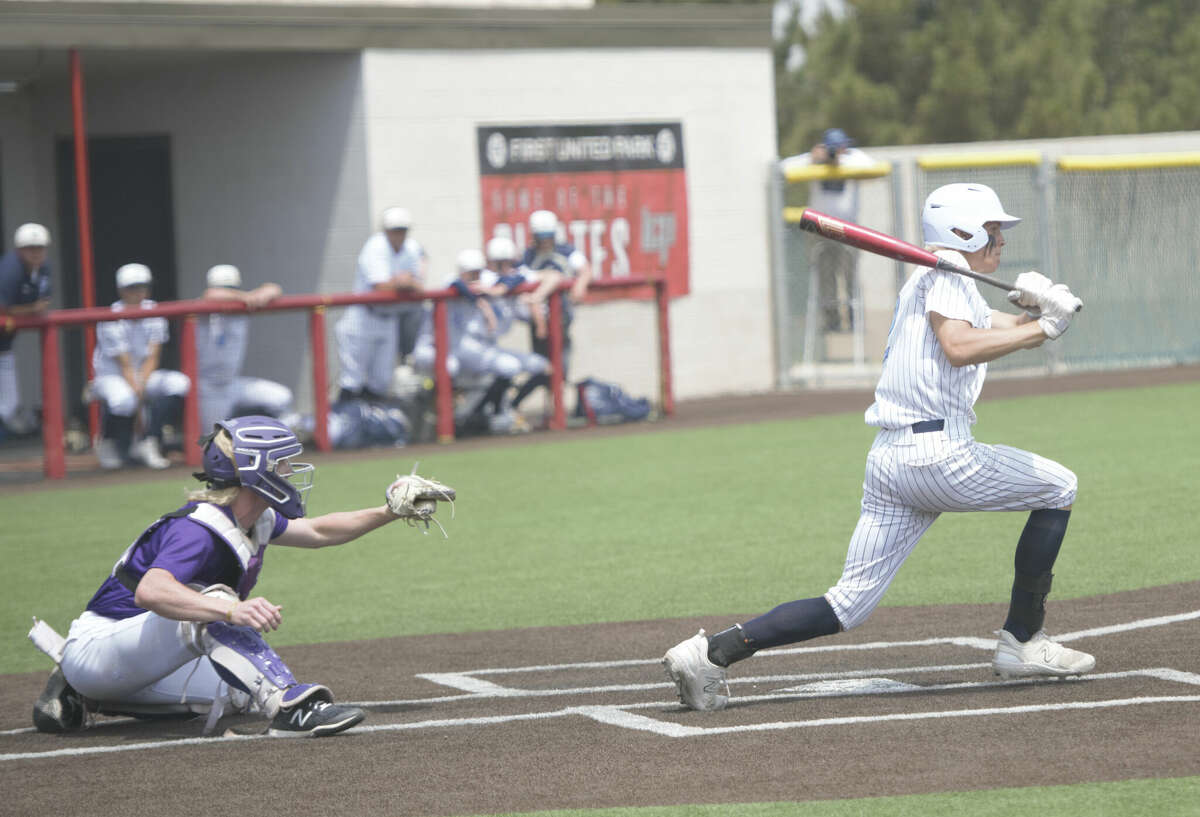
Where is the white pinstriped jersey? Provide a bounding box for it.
[866,250,991,429]
[93,300,169,378]
[823,248,1077,631]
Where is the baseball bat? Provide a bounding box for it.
[796,207,1018,291]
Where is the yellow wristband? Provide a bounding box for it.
[226,601,237,623]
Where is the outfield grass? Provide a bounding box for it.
[465,775,1200,817]
[2,381,1196,674]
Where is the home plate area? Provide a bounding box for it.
[346,608,1200,741]
[4,604,1199,764]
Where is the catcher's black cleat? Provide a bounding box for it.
[32,667,87,734]
[267,699,365,738]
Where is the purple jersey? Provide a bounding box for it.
[86,503,288,619]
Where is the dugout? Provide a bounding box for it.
[0,1,779,429]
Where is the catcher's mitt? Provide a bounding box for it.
[386,470,456,536]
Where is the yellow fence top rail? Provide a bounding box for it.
[783,161,892,183]
[917,150,1042,169]
[1057,152,1200,171]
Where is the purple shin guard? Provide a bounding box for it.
[204,623,332,714]
[205,622,298,694]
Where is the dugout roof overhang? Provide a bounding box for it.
[0,1,772,56]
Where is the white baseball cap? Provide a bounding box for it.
[14,223,51,249]
[456,248,486,273]
[382,207,412,231]
[529,210,557,238]
[206,264,242,288]
[486,235,517,262]
[115,263,153,289]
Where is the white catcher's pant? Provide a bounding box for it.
[91,370,191,417]
[200,377,294,431]
[825,418,1078,631]
[60,610,225,710]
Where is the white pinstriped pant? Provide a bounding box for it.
[825,418,1077,630]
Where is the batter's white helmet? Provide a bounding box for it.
[456,248,486,273]
[922,183,1020,252]
[115,263,152,289]
[206,264,242,289]
[382,207,412,231]
[486,236,517,262]
[14,223,50,249]
[529,210,558,239]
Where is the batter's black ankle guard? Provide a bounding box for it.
[707,625,756,667]
[1003,509,1070,641]
[740,596,841,650]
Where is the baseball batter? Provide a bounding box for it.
[196,264,294,432]
[665,183,1092,711]
[335,207,428,402]
[31,415,452,737]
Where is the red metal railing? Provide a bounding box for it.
[6,277,672,479]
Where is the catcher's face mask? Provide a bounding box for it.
[201,416,314,518]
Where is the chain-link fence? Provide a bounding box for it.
[772,161,899,386]
[1052,158,1200,370]
[772,147,1200,386]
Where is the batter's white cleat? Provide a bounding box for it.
[992,629,1095,679]
[663,629,729,711]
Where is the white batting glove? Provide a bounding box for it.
[1036,284,1083,339]
[1007,270,1053,315]
[1039,283,1084,315]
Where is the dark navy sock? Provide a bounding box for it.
[739,596,841,650]
[1003,508,1071,641]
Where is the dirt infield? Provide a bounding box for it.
[3,582,1200,817]
[3,365,1199,816]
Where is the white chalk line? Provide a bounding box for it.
[427,607,1200,680]
[5,668,1196,761]
[593,695,1200,738]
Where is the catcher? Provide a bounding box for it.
[30,415,454,738]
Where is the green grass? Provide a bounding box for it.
[459,776,1200,817]
[3,381,1196,674]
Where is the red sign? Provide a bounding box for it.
[478,123,689,297]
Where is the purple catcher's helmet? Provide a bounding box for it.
[198,415,314,518]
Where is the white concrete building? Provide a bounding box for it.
[0,0,779,425]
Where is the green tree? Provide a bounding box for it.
[776,0,1200,155]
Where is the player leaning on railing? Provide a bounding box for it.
[30,415,454,738]
[664,183,1091,711]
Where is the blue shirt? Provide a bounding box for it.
[0,250,52,352]
[85,503,289,619]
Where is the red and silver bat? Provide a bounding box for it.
[796,207,1018,292]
